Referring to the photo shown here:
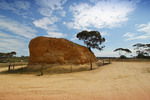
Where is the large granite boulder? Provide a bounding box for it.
[28,36,97,66]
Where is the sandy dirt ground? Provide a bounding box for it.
[0,62,150,100]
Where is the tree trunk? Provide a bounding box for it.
[88,47,92,70]
[70,64,72,72]
[41,65,43,76]
[8,65,11,71]
[88,47,92,52]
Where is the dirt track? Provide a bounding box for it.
[0,62,150,100]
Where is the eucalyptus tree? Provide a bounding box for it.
[133,43,150,58]
[76,30,105,70]
[114,48,132,58]
[76,30,105,52]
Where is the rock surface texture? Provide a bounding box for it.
[28,37,97,65]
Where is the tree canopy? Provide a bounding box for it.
[76,30,105,52]
[0,51,17,58]
[133,43,150,58]
[114,48,132,58]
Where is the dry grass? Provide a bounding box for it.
[0,62,102,75]
[0,62,28,67]
[43,63,98,75]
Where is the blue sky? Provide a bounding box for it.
[0,0,150,57]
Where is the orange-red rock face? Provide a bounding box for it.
[28,37,97,65]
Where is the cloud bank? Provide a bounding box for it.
[66,0,138,30]
[0,0,30,15]
[124,22,150,40]
[0,16,37,38]
[33,0,67,38]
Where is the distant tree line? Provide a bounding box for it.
[0,51,16,58]
[114,43,150,59]
[0,51,29,63]
[0,51,16,62]
[133,43,150,58]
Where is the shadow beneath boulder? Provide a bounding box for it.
[0,67,28,74]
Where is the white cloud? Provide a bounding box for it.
[101,31,109,36]
[0,16,37,38]
[71,34,78,41]
[15,1,30,10]
[0,0,30,14]
[60,10,66,17]
[124,22,150,40]
[0,31,31,56]
[34,0,67,38]
[123,32,137,38]
[124,34,150,41]
[46,32,67,38]
[133,35,150,39]
[137,22,150,33]
[0,1,16,11]
[38,8,53,17]
[0,31,23,40]
[66,0,138,30]
[0,38,24,48]
[33,17,59,31]
[36,0,67,10]
[63,21,66,25]
[0,35,25,54]
[36,0,67,17]
[0,31,14,38]
[33,17,67,38]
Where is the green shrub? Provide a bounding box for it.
[119,55,127,59]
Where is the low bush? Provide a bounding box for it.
[119,55,127,59]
